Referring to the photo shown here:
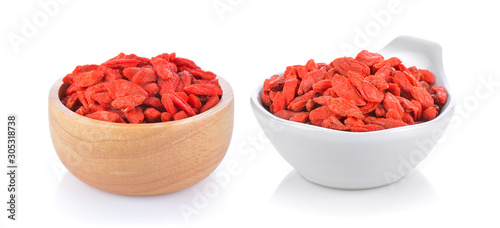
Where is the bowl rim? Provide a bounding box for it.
[49,76,234,128]
[251,66,455,135]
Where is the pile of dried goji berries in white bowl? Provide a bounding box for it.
[251,36,455,189]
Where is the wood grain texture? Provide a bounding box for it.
[49,77,234,196]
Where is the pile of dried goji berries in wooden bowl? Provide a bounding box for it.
[49,53,234,196]
[251,36,455,189]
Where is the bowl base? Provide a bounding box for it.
[298,171,407,190]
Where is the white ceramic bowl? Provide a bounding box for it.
[250,36,455,189]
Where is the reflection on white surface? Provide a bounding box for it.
[55,172,189,226]
[270,169,435,216]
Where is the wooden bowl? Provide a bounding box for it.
[48,77,234,196]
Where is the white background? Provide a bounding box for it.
[1,0,500,227]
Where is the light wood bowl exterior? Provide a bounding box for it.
[49,77,234,196]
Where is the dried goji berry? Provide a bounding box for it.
[144,108,162,123]
[407,66,420,81]
[321,115,350,131]
[150,57,175,79]
[327,97,364,119]
[394,63,407,72]
[351,124,384,132]
[322,88,337,97]
[365,75,389,91]
[402,113,414,125]
[62,73,74,84]
[64,93,80,110]
[176,70,193,92]
[409,86,434,109]
[171,57,201,70]
[111,94,147,110]
[275,110,302,120]
[161,112,173,122]
[86,111,123,123]
[347,71,384,103]
[289,112,309,123]
[99,66,122,81]
[142,83,160,97]
[312,79,333,93]
[305,99,315,112]
[65,84,85,96]
[397,96,420,119]
[75,106,89,116]
[305,59,318,71]
[430,86,448,106]
[187,69,217,80]
[386,109,402,121]
[309,105,335,126]
[123,67,141,79]
[72,64,100,74]
[124,53,151,67]
[155,52,176,62]
[375,105,386,117]
[107,79,148,99]
[344,116,365,127]
[102,58,140,69]
[184,84,223,96]
[124,107,145,124]
[331,57,370,77]
[168,91,196,116]
[359,102,380,114]
[420,81,430,91]
[325,68,337,80]
[393,71,414,92]
[421,106,438,121]
[176,92,189,103]
[173,110,189,121]
[383,92,404,117]
[200,95,220,113]
[387,83,401,96]
[411,99,423,120]
[373,63,392,82]
[297,68,326,95]
[284,66,297,79]
[364,116,407,129]
[187,94,203,112]
[283,77,300,105]
[373,57,402,72]
[272,92,286,114]
[355,50,384,67]
[263,74,286,91]
[143,97,163,109]
[288,90,317,112]
[312,96,332,106]
[261,90,272,106]
[132,67,157,86]
[161,93,179,115]
[331,74,366,106]
[91,92,113,106]
[418,69,435,84]
[295,66,308,79]
[73,70,105,87]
